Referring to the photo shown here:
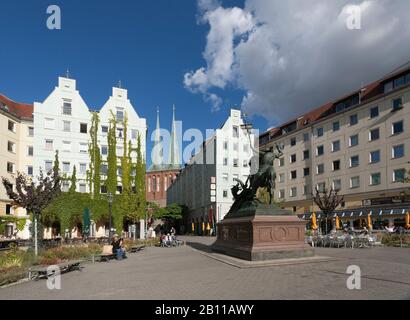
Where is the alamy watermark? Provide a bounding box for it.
[346,265,361,290]
[46,265,61,290]
[345,5,362,30]
[47,5,61,30]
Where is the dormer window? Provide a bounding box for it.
[116,109,124,121]
[62,100,72,115]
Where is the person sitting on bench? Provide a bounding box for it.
[111,235,126,260]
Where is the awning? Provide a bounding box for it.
[298,206,410,220]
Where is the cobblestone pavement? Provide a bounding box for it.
[0,236,409,300]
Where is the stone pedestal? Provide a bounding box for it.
[212,205,314,261]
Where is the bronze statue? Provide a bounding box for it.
[228,134,283,215]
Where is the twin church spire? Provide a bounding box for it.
[150,105,181,172]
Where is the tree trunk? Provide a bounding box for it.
[34,215,38,256]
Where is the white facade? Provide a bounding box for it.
[167,109,254,223]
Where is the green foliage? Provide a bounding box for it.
[69,165,77,193]
[88,112,101,198]
[106,111,118,196]
[0,216,27,233]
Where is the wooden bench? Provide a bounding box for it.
[29,260,83,280]
[129,244,145,253]
[94,245,116,262]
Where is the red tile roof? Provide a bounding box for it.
[0,94,33,120]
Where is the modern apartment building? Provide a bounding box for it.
[167,109,254,232]
[0,94,33,239]
[259,63,410,229]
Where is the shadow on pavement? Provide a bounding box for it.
[185,241,214,254]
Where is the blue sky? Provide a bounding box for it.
[0,0,266,167]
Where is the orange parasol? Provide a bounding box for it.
[311,212,318,230]
[367,213,372,229]
[405,212,410,229]
[335,216,341,230]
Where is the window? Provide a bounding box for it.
[223,190,228,198]
[349,135,358,147]
[45,161,53,172]
[303,150,310,160]
[243,160,248,168]
[62,182,70,192]
[317,164,324,175]
[223,157,228,166]
[44,118,55,129]
[290,154,297,163]
[233,143,238,151]
[233,159,239,167]
[279,173,285,183]
[79,143,88,154]
[116,110,124,121]
[393,169,406,182]
[303,132,310,142]
[392,144,405,159]
[27,166,33,176]
[278,190,285,199]
[117,167,122,176]
[101,164,108,175]
[332,160,341,171]
[303,185,310,195]
[290,137,296,147]
[28,127,34,137]
[79,163,87,174]
[232,126,239,138]
[62,162,70,173]
[350,114,358,126]
[7,141,15,153]
[101,146,108,156]
[8,120,15,132]
[332,121,340,132]
[316,145,324,156]
[392,98,403,111]
[317,127,324,137]
[370,173,381,186]
[117,186,123,194]
[369,128,380,141]
[290,170,297,180]
[222,173,229,182]
[232,174,239,182]
[317,182,326,193]
[279,158,285,167]
[223,141,228,150]
[132,129,138,139]
[80,123,87,134]
[384,81,393,93]
[290,187,297,197]
[27,146,33,156]
[7,162,14,173]
[62,141,71,152]
[333,179,341,192]
[370,106,379,118]
[62,100,72,115]
[350,176,360,188]
[243,144,249,153]
[63,121,71,132]
[101,125,108,134]
[350,155,359,168]
[45,139,53,151]
[370,150,380,164]
[117,128,123,138]
[392,121,403,135]
[303,168,310,177]
[79,184,86,193]
[332,140,340,152]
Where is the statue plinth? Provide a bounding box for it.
[212,204,314,261]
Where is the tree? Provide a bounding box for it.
[1,154,61,255]
[106,112,117,196]
[88,112,101,199]
[313,187,344,235]
[69,165,77,193]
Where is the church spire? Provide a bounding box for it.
[168,104,180,169]
[150,107,164,171]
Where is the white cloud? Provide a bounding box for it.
[184,0,410,126]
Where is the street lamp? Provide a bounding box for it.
[108,192,113,239]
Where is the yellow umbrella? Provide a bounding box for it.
[206,223,211,231]
[311,212,318,230]
[335,216,341,230]
[202,222,205,232]
[367,213,372,229]
[191,223,195,232]
[405,212,410,229]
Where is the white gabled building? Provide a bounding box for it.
[33,77,91,191]
[33,76,147,238]
[167,109,254,231]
